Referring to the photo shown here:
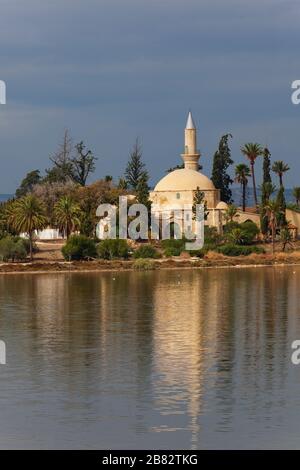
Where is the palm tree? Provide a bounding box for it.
[271,160,290,187]
[260,182,276,201]
[293,187,300,207]
[280,227,293,252]
[228,227,245,245]
[9,195,47,260]
[54,196,82,239]
[234,164,251,212]
[224,204,239,223]
[259,182,277,239]
[264,199,282,254]
[241,143,263,209]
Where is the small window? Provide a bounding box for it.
[186,213,190,221]
[176,193,180,199]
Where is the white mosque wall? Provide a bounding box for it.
[20,228,63,240]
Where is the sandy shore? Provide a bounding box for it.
[1,253,300,274]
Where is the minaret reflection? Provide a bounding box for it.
[150,270,220,447]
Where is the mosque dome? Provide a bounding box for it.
[154,168,216,192]
[216,201,228,210]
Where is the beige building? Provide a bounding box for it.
[150,111,227,235]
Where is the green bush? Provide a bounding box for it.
[97,239,129,260]
[161,238,185,256]
[163,246,182,257]
[62,235,97,261]
[161,238,185,249]
[204,226,222,245]
[240,221,260,244]
[225,221,260,245]
[12,240,27,260]
[133,259,156,270]
[133,244,160,259]
[226,227,246,245]
[217,244,265,257]
[223,221,240,233]
[17,237,36,254]
[0,236,28,262]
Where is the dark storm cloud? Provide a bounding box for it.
[0,0,299,192]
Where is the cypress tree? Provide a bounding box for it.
[260,147,272,235]
[136,173,150,209]
[276,186,287,228]
[211,134,233,204]
[262,147,272,184]
[125,138,148,191]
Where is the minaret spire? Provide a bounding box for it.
[181,110,200,171]
[186,110,196,130]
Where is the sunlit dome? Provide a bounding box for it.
[216,201,228,210]
[154,169,216,192]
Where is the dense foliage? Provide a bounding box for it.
[211,134,233,204]
[217,244,265,256]
[133,244,160,259]
[62,235,97,261]
[97,239,129,260]
[0,236,30,262]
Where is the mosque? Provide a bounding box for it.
[150,111,228,234]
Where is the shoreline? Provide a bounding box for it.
[1,255,300,275]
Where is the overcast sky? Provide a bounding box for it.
[0,0,299,192]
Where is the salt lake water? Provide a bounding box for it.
[0,267,300,449]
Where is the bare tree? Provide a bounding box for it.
[71,141,97,186]
[46,130,73,183]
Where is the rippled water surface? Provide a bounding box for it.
[0,267,300,449]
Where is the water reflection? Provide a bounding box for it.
[0,267,300,448]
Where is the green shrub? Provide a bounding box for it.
[240,221,260,244]
[133,259,156,270]
[223,221,240,233]
[204,226,222,245]
[164,246,182,257]
[11,240,27,261]
[97,239,129,260]
[0,236,28,262]
[161,238,185,249]
[227,227,248,245]
[133,244,160,259]
[161,238,185,256]
[16,237,36,254]
[62,235,97,261]
[217,244,265,257]
[225,221,260,245]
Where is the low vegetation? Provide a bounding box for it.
[97,239,129,260]
[161,238,185,257]
[133,244,161,259]
[217,244,265,257]
[0,236,30,262]
[133,259,156,270]
[62,235,97,261]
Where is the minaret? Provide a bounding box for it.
[181,111,200,171]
